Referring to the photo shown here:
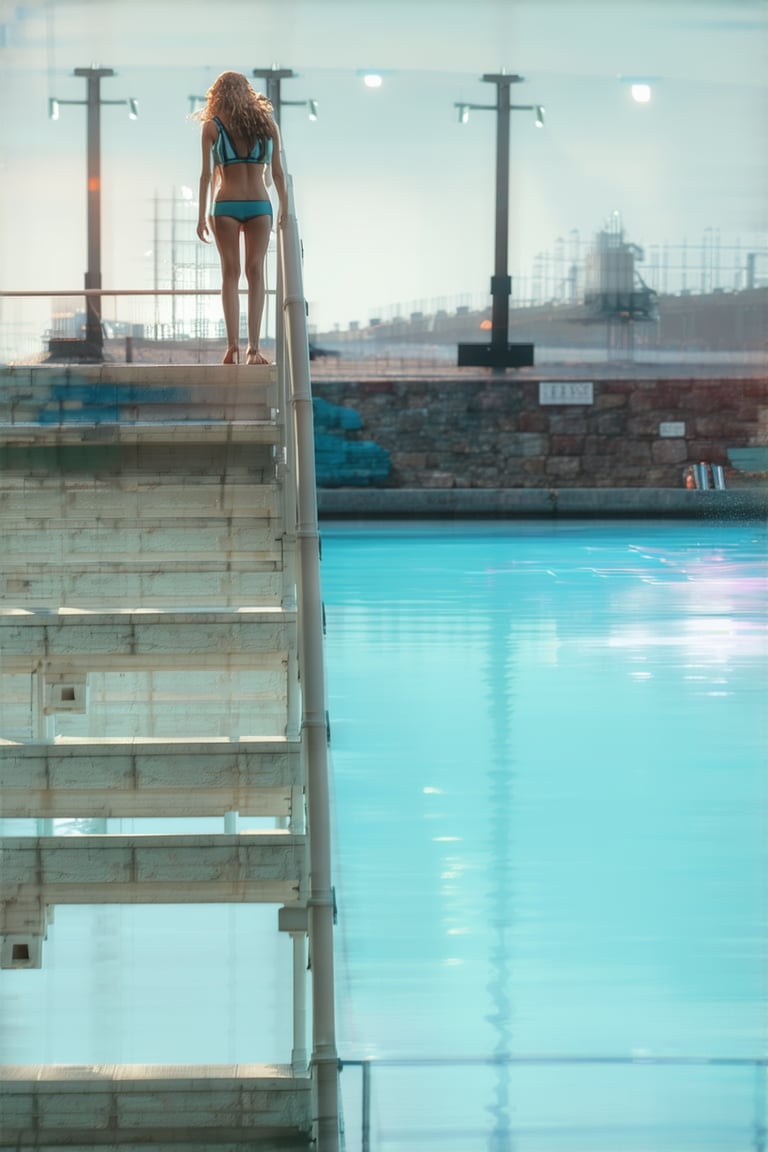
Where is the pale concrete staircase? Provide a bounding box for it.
[0,362,316,1148]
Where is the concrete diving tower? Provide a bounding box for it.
[0,195,340,1149]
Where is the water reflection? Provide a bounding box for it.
[484,616,517,1150]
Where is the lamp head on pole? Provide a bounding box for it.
[535,104,545,127]
[281,97,319,119]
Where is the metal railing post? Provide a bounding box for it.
[361,1060,371,1152]
[755,1063,767,1152]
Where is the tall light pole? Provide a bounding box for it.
[50,67,138,359]
[252,67,317,126]
[455,73,544,370]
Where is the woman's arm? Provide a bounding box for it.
[197,121,216,242]
[270,123,288,225]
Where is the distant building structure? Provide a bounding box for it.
[583,215,658,324]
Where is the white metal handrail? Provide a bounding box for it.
[276,165,340,1152]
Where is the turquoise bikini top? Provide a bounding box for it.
[212,116,272,166]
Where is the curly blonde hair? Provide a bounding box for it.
[193,71,274,149]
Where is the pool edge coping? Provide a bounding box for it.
[318,487,768,518]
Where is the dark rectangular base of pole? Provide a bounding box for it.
[48,338,104,362]
[458,342,534,369]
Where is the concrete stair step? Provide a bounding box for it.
[0,440,277,478]
[1,563,285,610]
[2,524,282,567]
[0,362,281,445]
[1,671,292,743]
[0,469,289,608]
[0,482,284,573]
[0,421,282,447]
[0,479,280,519]
[1,832,306,966]
[0,1063,311,1147]
[0,363,277,415]
[0,609,296,670]
[0,738,303,820]
[0,610,298,743]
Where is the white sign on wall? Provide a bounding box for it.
[539,381,594,406]
[659,421,686,438]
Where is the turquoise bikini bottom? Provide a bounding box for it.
[212,200,273,222]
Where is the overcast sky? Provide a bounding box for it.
[1,0,766,333]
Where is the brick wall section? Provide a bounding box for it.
[312,377,768,489]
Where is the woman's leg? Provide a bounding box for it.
[211,215,242,362]
[243,215,273,364]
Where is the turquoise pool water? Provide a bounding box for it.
[321,519,767,1150]
[1,518,765,1150]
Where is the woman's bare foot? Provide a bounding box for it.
[223,345,239,364]
[246,346,270,365]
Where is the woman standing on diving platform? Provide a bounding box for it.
[195,71,287,364]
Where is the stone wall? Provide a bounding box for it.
[312,376,768,489]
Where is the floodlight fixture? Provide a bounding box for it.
[283,97,319,120]
[535,104,545,127]
[618,74,661,104]
[457,103,469,124]
[128,97,139,119]
[48,97,60,121]
[252,66,320,126]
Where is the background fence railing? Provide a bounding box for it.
[3,286,766,372]
[0,287,279,364]
[340,1054,768,1152]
